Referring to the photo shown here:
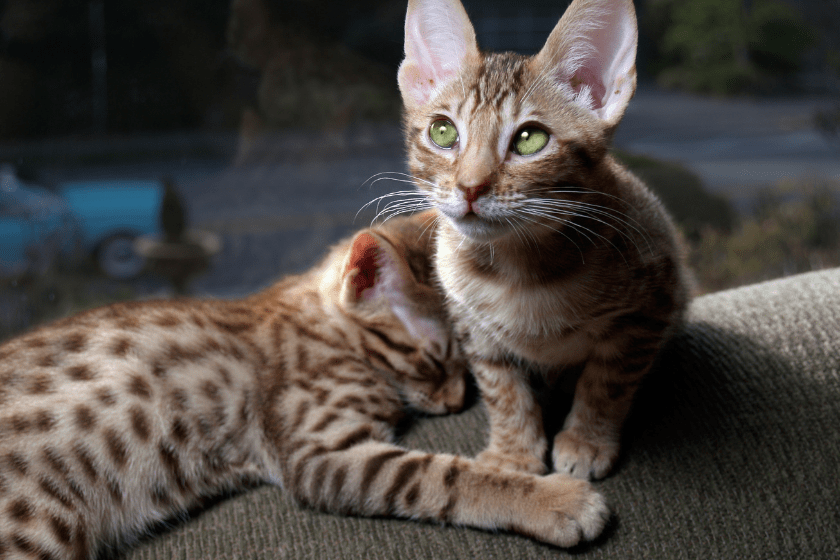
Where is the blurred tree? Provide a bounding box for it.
[226,0,402,161]
[643,0,815,94]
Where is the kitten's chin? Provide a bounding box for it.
[442,212,510,243]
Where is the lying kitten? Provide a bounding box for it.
[397,0,691,479]
[0,211,608,559]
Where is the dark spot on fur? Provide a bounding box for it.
[111,337,132,358]
[8,498,33,522]
[444,461,461,487]
[36,352,58,368]
[43,447,71,477]
[24,336,46,348]
[151,360,167,379]
[11,534,51,560]
[202,380,220,402]
[73,444,99,481]
[171,417,190,444]
[66,364,95,381]
[63,332,87,354]
[103,429,128,469]
[130,406,152,442]
[38,475,75,511]
[28,373,53,394]
[117,315,141,331]
[10,414,30,433]
[154,313,181,328]
[49,515,73,544]
[74,405,97,431]
[95,387,118,407]
[34,410,56,431]
[160,443,190,493]
[128,374,153,400]
[310,458,330,497]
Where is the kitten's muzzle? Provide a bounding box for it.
[458,181,490,207]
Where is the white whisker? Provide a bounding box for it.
[526,198,651,256]
[372,199,432,226]
[418,213,441,243]
[512,212,585,263]
[356,190,420,222]
[361,171,438,190]
[519,206,629,263]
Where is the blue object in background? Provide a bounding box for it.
[59,180,164,279]
[0,166,163,280]
[0,165,78,279]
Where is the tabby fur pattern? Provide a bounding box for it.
[0,212,608,559]
[396,0,691,481]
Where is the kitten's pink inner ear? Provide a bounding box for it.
[346,233,380,299]
[398,0,478,107]
[535,0,637,127]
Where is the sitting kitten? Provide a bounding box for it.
[397,0,691,479]
[0,211,608,559]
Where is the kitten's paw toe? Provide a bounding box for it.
[476,449,546,475]
[553,429,618,480]
[524,474,610,547]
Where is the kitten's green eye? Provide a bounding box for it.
[512,127,549,156]
[429,119,459,149]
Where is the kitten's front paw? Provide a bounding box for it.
[553,428,619,480]
[517,474,610,547]
[476,449,547,475]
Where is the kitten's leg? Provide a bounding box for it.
[285,438,609,548]
[553,339,658,480]
[471,358,548,475]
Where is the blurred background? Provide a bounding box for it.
[1,0,838,340]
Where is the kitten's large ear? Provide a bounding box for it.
[340,232,399,304]
[340,231,448,349]
[533,0,637,131]
[397,0,479,108]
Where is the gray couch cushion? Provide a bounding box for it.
[125,268,840,559]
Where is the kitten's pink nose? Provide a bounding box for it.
[458,181,490,205]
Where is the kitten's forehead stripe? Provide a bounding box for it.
[473,53,528,113]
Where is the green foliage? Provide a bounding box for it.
[644,0,815,94]
[617,149,840,293]
[614,150,736,238]
[690,181,840,292]
[748,0,816,74]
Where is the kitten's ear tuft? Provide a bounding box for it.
[398,0,478,108]
[533,0,637,131]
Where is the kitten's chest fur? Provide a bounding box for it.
[437,228,599,365]
[435,189,684,369]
